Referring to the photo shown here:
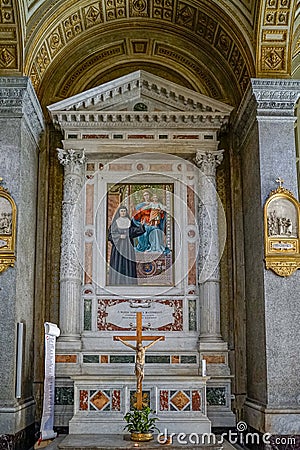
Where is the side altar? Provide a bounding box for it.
[48,71,236,434]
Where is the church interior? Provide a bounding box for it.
[0,0,300,449]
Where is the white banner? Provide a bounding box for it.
[40,322,60,441]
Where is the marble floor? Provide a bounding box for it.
[36,434,238,450]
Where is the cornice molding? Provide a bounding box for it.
[251,78,300,115]
[48,70,233,132]
[49,69,230,113]
[51,111,230,131]
[0,76,45,141]
[232,77,300,149]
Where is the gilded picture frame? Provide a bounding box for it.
[0,180,17,274]
[264,182,300,277]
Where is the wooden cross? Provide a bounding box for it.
[276,177,284,188]
[113,312,165,409]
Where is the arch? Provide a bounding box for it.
[36,26,242,109]
[23,0,255,108]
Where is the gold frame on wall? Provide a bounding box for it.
[264,180,300,277]
[0,179,16,274]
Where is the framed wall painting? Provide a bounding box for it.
[106,183,174,286]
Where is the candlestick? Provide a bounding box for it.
[201,359,207,377]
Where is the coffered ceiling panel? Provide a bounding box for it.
[0,0,23,74]
[5,0,299,109]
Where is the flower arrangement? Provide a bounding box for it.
[123,406,159,441]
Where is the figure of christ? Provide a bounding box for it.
[114,337,164,393]
[148,194,166,227]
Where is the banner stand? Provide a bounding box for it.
[39,322,60,442]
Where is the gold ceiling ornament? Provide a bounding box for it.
[256,0,297,76]
[0,0,22,73]
[264,178,300,277]
[0,178,17,274]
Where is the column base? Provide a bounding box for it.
[199,340,228,352]
[56,336,82,352]
[244,399,300,434]
[0,398,35,435]
[199,336,224,344]
[0,423,36,450]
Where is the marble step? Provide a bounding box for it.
[57,434,226,449]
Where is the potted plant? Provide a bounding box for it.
[123,406,160,441]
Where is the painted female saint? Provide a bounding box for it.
[108,205,145,285]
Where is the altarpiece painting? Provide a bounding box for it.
[106,183,174,286]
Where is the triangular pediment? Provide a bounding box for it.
[48,70,233,115]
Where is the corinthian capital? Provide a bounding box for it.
[195,150,224,176]
[57,148,86,167]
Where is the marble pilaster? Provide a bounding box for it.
[57,149,86,345]
[0,77,44,443]
[234,79,300,434]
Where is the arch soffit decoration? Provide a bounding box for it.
[0,0,24,75]
[35,26,241,108]
[291,0,300,76]
[23,0,256,109]
[256,0,298,77]
[3,1,300,103]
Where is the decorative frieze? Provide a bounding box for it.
[75,383,207,413]
[79,353,198,364]
[52,112,229,130]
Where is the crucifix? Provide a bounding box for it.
[276,177,285,188]
[113,312,165,410]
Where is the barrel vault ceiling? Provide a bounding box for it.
[0,0,299,112]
